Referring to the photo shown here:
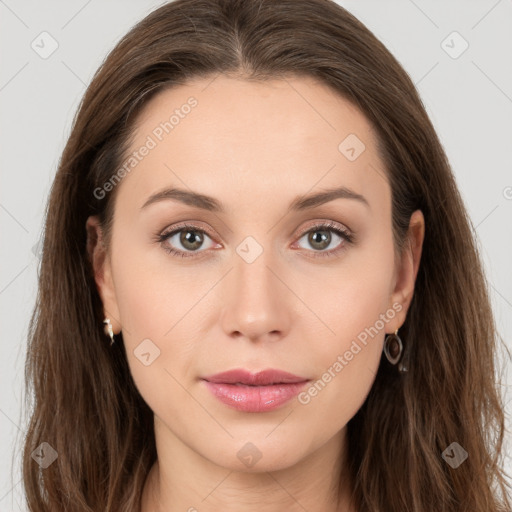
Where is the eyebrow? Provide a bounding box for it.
[140,185,370,213]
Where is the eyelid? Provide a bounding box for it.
[296,219,353,239]
[159,220,217,239]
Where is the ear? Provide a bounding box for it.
[85,215,122,334]
[386,209,425,332]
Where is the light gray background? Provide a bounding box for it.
[1,0,511,509]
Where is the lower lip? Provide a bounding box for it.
[203,380,308,412]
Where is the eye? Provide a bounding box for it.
[294,221,354,259]
[156,220,354,260]
[157,223,218,258]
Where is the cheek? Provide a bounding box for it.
[294,233,395,420]
[107,234,196,380]
[110,225,207,341]
[110,252,203,424]
[303,230,396,355]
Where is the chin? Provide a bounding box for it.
[200,435,310,474]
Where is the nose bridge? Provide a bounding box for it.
[221,235,291,341]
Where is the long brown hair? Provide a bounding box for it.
[21,0,511,510]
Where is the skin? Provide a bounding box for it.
[86,75,424,512]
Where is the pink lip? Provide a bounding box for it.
[202,369,310,412]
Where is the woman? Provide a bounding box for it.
[22,0,511,510]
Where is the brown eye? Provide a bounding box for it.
[306,229,332,251]
[295,221,354,259]
[177,229,204,251]
[158,224,217,258]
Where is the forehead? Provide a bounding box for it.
[115,74,388,217]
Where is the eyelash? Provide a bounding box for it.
[156,221,354,260]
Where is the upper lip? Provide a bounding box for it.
[202,369,309,386]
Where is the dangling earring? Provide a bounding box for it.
[103,317,115,346]
[384,328,408,372]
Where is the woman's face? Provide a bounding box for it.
[88,75,423,472]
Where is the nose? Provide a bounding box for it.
[220,246,292,344]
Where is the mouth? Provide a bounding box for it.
[201,369,310,412]
[202,368,309,385]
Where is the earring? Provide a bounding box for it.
[384,328,407,371]
[103,318,115,346]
